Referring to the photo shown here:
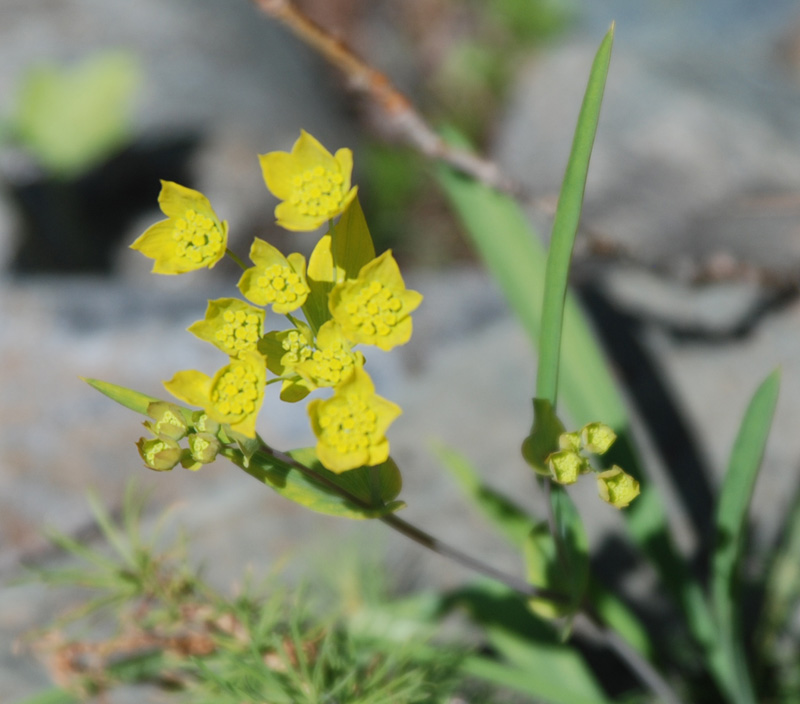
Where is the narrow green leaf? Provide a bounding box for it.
[433,442,534,548]
[461,655,608,704]
[435,72,731,696]
[524,489,588,621]
[756,482,800,666]
[588,578,654,660]
[537,23,614,404]
[711,369,780,704]
[226,446,405,520]
[82,377,161,416]
[86,490,136,570]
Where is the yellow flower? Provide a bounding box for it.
[238,238,310,314]
[163,351,266,438]
[597,466,641,509]
[260,130,358,231]
[329,250,422,351]
[130,181,228,274]
[307,368,401,473]
[294,320,365,390]
[188,298,266,358]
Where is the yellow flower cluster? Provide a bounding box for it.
[131,131,421,474]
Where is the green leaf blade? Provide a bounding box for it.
[537,23,614,404]
[433,442,535,548]
[229,446,405,520]
[711,368,781,704]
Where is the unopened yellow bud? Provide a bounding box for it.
[558,431,581,452]
[186,432,221,468]
[581,422,617,455]
[136,436,182,472]
[597,466,640,508]
[547,450,586,485]
[145,401,188,441]
[191,411,220,437]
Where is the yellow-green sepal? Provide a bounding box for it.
[225,445,405,519]
[521,398,566,476]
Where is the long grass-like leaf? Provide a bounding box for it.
[435,62,733,701]
[711,369,780,704]
[536,23,614,404]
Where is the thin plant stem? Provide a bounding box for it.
[240,441,684,704]
[226,248,248,271]
[577,613,685,704]
[238,441,567,603]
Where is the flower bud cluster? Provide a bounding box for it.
[132,131,422,475]
[546,422,640,508]
[137,402,222,472]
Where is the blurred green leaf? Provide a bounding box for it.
[13,51,139,178]
[444,583,611,703]
[433,442,535,548]
[82,377,162,416]
[436,32,731,692]
[524,487,587,621]
[711,369,780,704]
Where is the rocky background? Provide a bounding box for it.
[3,0,800,698]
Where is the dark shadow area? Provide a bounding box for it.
[8,133,201,275]
[578,282,716,578]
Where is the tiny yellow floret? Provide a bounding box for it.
[308,368,401,473]
[130,181,228,274]
[260,130,358,231]
[329,250,422,351]
[238,238,310,314]
[294,321,364,390]
[597,466,641,509]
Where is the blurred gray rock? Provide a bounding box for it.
[0,0,360,270]
[495,2,800,278]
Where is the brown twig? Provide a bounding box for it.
[250,0,514,192]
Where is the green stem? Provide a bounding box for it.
[232,441,568,603]
[225,248,248,271]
